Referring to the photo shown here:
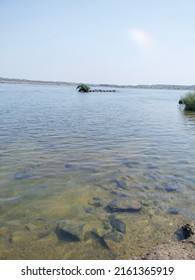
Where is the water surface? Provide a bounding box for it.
[0,84,195,259]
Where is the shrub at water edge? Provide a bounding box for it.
[181,92,195,112]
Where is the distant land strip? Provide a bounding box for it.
[0,77,195,90]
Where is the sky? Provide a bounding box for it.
[0,0,195,85]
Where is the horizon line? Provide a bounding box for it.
[0,77,195,88]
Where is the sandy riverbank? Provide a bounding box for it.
[134,223,195,260]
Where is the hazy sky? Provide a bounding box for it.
[0,0,195,85]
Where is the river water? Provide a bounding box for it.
[0,83,194,259]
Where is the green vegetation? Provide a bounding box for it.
[76,83,90,92]
[182,92,195,112]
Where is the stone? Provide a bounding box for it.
[57,219,85,242]
[88,229,109,249]
[64,164,77,171]
[123,159,139,168]
[163,185,178,192]
[156,185,178,192]
[102,220,111,230]
[85,207,96,214]
[113,179,128,189]
[147,163,158,170]
[168,207,180,215]
[14,167,33,180]
[108,215,126,233]
[108,197,142,212]
[89,197,103,207]
[103,231,124,245]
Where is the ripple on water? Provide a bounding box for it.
[0,85,195,259]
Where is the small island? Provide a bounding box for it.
[76,83,117,93]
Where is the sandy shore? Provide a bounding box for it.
[134,223,195,260]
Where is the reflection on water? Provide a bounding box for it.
[181,109,195,126]
[0,84,195,259]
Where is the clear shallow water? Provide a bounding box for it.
[0,83,195,259]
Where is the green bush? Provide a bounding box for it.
[182,92,195,112]
[76,83,90,92]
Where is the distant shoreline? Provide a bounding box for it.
[0,77,195,90]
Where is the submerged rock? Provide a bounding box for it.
[57,219,85,242]
[64,164,78,171]
[87,229,109,249]
[103,231,124,246]
[14,167,33,180]
[88,197,103,207]
[168,207,180,215]
[156,185,178,192]
[108,215,126,233]
[122,159,139,169]
[85,207,96,214]
[102,219,111,230]
[108,197,142,212]
[147,163,158,170]
[112,179,128,189]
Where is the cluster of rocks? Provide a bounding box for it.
[56,196,143,251]
[54,180,195,260]
[56,215,126,250]
[12,166,193,259]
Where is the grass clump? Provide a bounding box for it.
[182,92,195,112]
